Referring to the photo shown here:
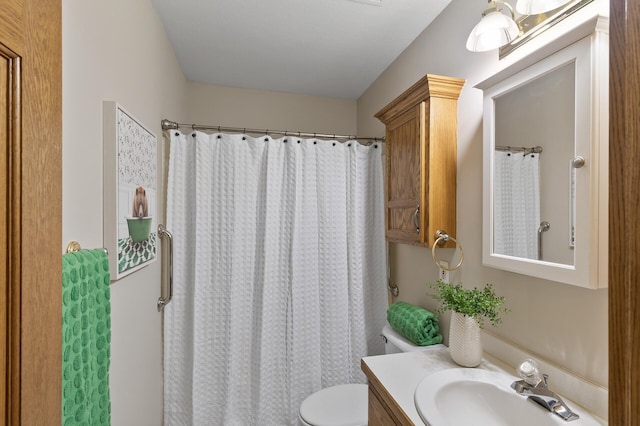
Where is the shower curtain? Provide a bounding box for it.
[163,131,388,425]
[493,150,541,260]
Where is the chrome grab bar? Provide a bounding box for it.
[157,224,174,311]
[537,221,550,261]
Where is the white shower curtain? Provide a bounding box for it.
[163,131,388,425]
[493,150,541,259]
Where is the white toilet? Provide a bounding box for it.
[298,323,445,426]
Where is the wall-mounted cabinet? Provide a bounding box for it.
[477,15,608,289]
[375,74,464,247]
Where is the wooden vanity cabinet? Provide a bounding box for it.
[375,74,464,247]
[362,360,413,425]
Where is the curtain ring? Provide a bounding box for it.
[285,130,288,136]
[431,230,464,271]
[218,125,221,132]
[192,124,196,131]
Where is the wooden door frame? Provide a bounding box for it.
[21,0,62,422]
[0,0,61,423]
[609,0,640,424]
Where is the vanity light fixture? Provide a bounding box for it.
[466,0,520,52]
[515,0,571,15]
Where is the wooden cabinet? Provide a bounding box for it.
[375,74,464,247]
[362,360,413,425]
[368,386,401,426]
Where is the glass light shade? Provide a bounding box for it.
[516,0,571,15]
[466,11,519,52]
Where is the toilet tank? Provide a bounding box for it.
[381,323,445,353]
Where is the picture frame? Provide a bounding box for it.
[103,101,158,280]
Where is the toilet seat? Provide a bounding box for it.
[298,383,368,426]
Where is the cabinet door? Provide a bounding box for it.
[385,104,425,245]
[479,21,608,288]
[368,387,401,426]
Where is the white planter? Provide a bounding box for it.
[448,311,483,367]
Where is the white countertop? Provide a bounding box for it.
[362,348,512,425]
[362,348,605,425]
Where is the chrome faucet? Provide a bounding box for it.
[511,359,580,422]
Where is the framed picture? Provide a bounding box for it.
[103,101,158,280]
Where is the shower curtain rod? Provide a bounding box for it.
[495,145,543,154]
[161,119,385,142]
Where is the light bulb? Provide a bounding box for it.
[467,1,520,52]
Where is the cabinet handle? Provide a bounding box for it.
[572,156,586,168]
[413,205,420,234]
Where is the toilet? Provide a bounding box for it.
[298,323,445,426]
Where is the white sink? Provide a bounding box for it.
[414,368,602,426]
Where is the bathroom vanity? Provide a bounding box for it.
[361,348,604,425]
[361,348,506,425]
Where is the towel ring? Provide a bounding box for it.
[431,230,464,271]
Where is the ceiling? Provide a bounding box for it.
[151,0,452,100]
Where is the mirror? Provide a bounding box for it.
[492,62,575,265]
[477,15,608,289]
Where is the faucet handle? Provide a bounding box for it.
[517,359,544,387]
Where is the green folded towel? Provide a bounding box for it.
[62,249,111,426]
[387,302,443,346]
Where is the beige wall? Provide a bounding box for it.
[185,82,357,135]
[63,2,357,424]
[62,0,187,424]
[358,0,608,388]
[62,0,608,422]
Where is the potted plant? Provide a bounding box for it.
[428,280,509,367]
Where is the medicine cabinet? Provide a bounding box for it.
[476,15,608,289]
[375,74,464,248]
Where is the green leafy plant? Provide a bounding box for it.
[428,280,509,328]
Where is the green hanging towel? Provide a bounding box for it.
[387,301,443,346]
[62,249,111,426]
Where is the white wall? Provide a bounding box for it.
[62,1,188,424]
[358,0,608,391]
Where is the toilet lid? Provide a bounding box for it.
[299,384,368,426]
